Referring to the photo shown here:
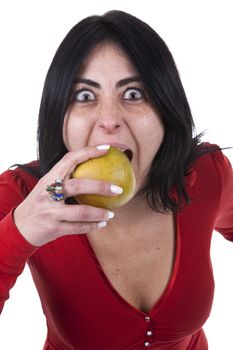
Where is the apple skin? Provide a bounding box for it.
[72,147,136,209]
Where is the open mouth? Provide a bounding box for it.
[123,149,133,162]
[100,143,133,162]
[117,148,133,162]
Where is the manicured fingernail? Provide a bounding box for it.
[110,185,123,194]
[108,211,115,219]
[98,221,107,228]
[96,144,110,150]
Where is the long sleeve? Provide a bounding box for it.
[213,150,233,240]
[0,168,37,312]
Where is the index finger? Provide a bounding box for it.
[44,144,110,183]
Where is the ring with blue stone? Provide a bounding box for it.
[46,179,65,202]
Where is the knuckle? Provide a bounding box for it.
[41,208,55,223]
[37,188,47,201]
[69,179,81,193]
[80,223,98,234]
[36,177,49,192]
[72,222,80,234]
[77,224,88,234]
[97,180,109,194]
[47,221,58,235]
[73,222,88,234]
[63,151,74,162]
[75,205,89,221]
[74,205,107,222]
[96,208,109,221]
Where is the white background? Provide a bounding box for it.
[0,0,232,349]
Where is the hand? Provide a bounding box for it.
[13,145,120,246]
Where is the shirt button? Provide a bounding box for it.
[144,316,150,322]
[147,330,153,336]
[144,342,151,347]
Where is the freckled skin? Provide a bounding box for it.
[63,42,164,193]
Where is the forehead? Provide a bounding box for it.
[78,42,138,78]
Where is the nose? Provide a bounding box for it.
[96,104,122,134]
[98,120,121,134]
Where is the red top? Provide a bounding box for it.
[0,147,232,350]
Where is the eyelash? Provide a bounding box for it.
[72,89,95,102]
[122,87,145,101]
[72,86,146,103]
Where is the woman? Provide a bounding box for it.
[0,10,232,350]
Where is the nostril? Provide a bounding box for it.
[98,122,121,132]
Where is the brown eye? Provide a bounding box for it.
[123,88,143,100]
[74,89,96,102]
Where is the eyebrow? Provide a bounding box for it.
[73,76,142,89]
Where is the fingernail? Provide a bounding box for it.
[108,211,115,219]
[110,185,123,194]
[98,221,107,228]
[96,144,110,150]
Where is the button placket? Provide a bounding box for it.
[144,341,151,347]
[143,315,153,347]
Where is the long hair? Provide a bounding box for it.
[37,10,214,211]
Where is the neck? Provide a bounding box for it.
[107,194,161,234]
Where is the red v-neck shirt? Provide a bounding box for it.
[0,147,232,350]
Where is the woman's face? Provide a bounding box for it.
[63,42,164,190]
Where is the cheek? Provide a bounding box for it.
[138,114,164,165]
[138,112,164,145]
[150,120,164,155]
[62,114,69,148]
[62,112,88,152]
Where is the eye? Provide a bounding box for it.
[74,89,96,102]
[123,88,143,101]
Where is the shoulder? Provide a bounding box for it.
[9,160,41,178]
[194,142,232,175]
[0,161,39,219]
[0,160,40,198]
[192,142,232,194]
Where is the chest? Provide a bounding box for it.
[86,213,176,313]
[30,203,216,348]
